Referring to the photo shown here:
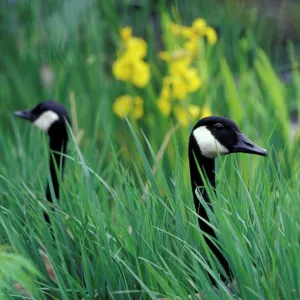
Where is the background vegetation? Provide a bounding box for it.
[1,0,300,299]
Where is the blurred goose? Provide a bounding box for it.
[14,101,71,224]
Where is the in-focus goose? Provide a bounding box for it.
[188,116,267,283]
[14,101,71,224]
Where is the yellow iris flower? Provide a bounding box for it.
[112,56,132,82]
[112,27,150,88]
[169,57,191,77]
[169,22,182,37]
[174,105,212,127]
[125,37,147,60]
[184,68,202,92]
[157,97,171,116]
[120,27,132,41]
[192,18,207,35]
[113,95,144,119]
[205,27,217,45]
[131,60,151,88]
[171,76,188,100]
[183,39,198,56]
[181,26,195,39]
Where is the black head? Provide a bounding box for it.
[190,116,267,158]
[14,101,71,134]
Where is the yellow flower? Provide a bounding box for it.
[133,96,144,119]
[174,104,212,127]
[181,26,195,39]
[174,107,190,126]
[157,97,171,116]
[200,105,212,118]
[169,57,190,77]
[174,104,210,127]
[112,56,132,81]
[184,68,202,92]
[157,77,173,115]
[172,76,187,100]
[113,95,132,118]
[121,26,132,41]
[169,22,182,37]
[126,37,147,59]
[205,27,217,45]
[192,18,207,35]
[161,77,172,99]
[187,104,201,119]
[113,95,144,119]
[112,53,150,87]
[184,39,198,56]
[131,60,150,88]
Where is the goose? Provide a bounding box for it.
[188,116,267,284]
[14,101,71,225]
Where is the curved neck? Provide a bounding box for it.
[188,137,215,236]
[46,124,68,203]
[188,136,232,281]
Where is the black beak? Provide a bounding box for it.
[14,109,33,121]
[233,132,268,157]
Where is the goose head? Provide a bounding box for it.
[14,101,71,136]
[190,116,268,159]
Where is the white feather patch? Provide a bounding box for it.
[193,126,229,158]
[33,111,59,132]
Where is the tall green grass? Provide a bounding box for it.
[1,119,299,299]
[1,0,300,299]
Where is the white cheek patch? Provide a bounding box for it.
[33,111,59,132]
[193,126,229,158]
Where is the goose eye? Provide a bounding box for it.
[214,123,224,130]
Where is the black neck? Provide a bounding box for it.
[46,124,68,203]
[188,137,216,237]
[188,136,232,281]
